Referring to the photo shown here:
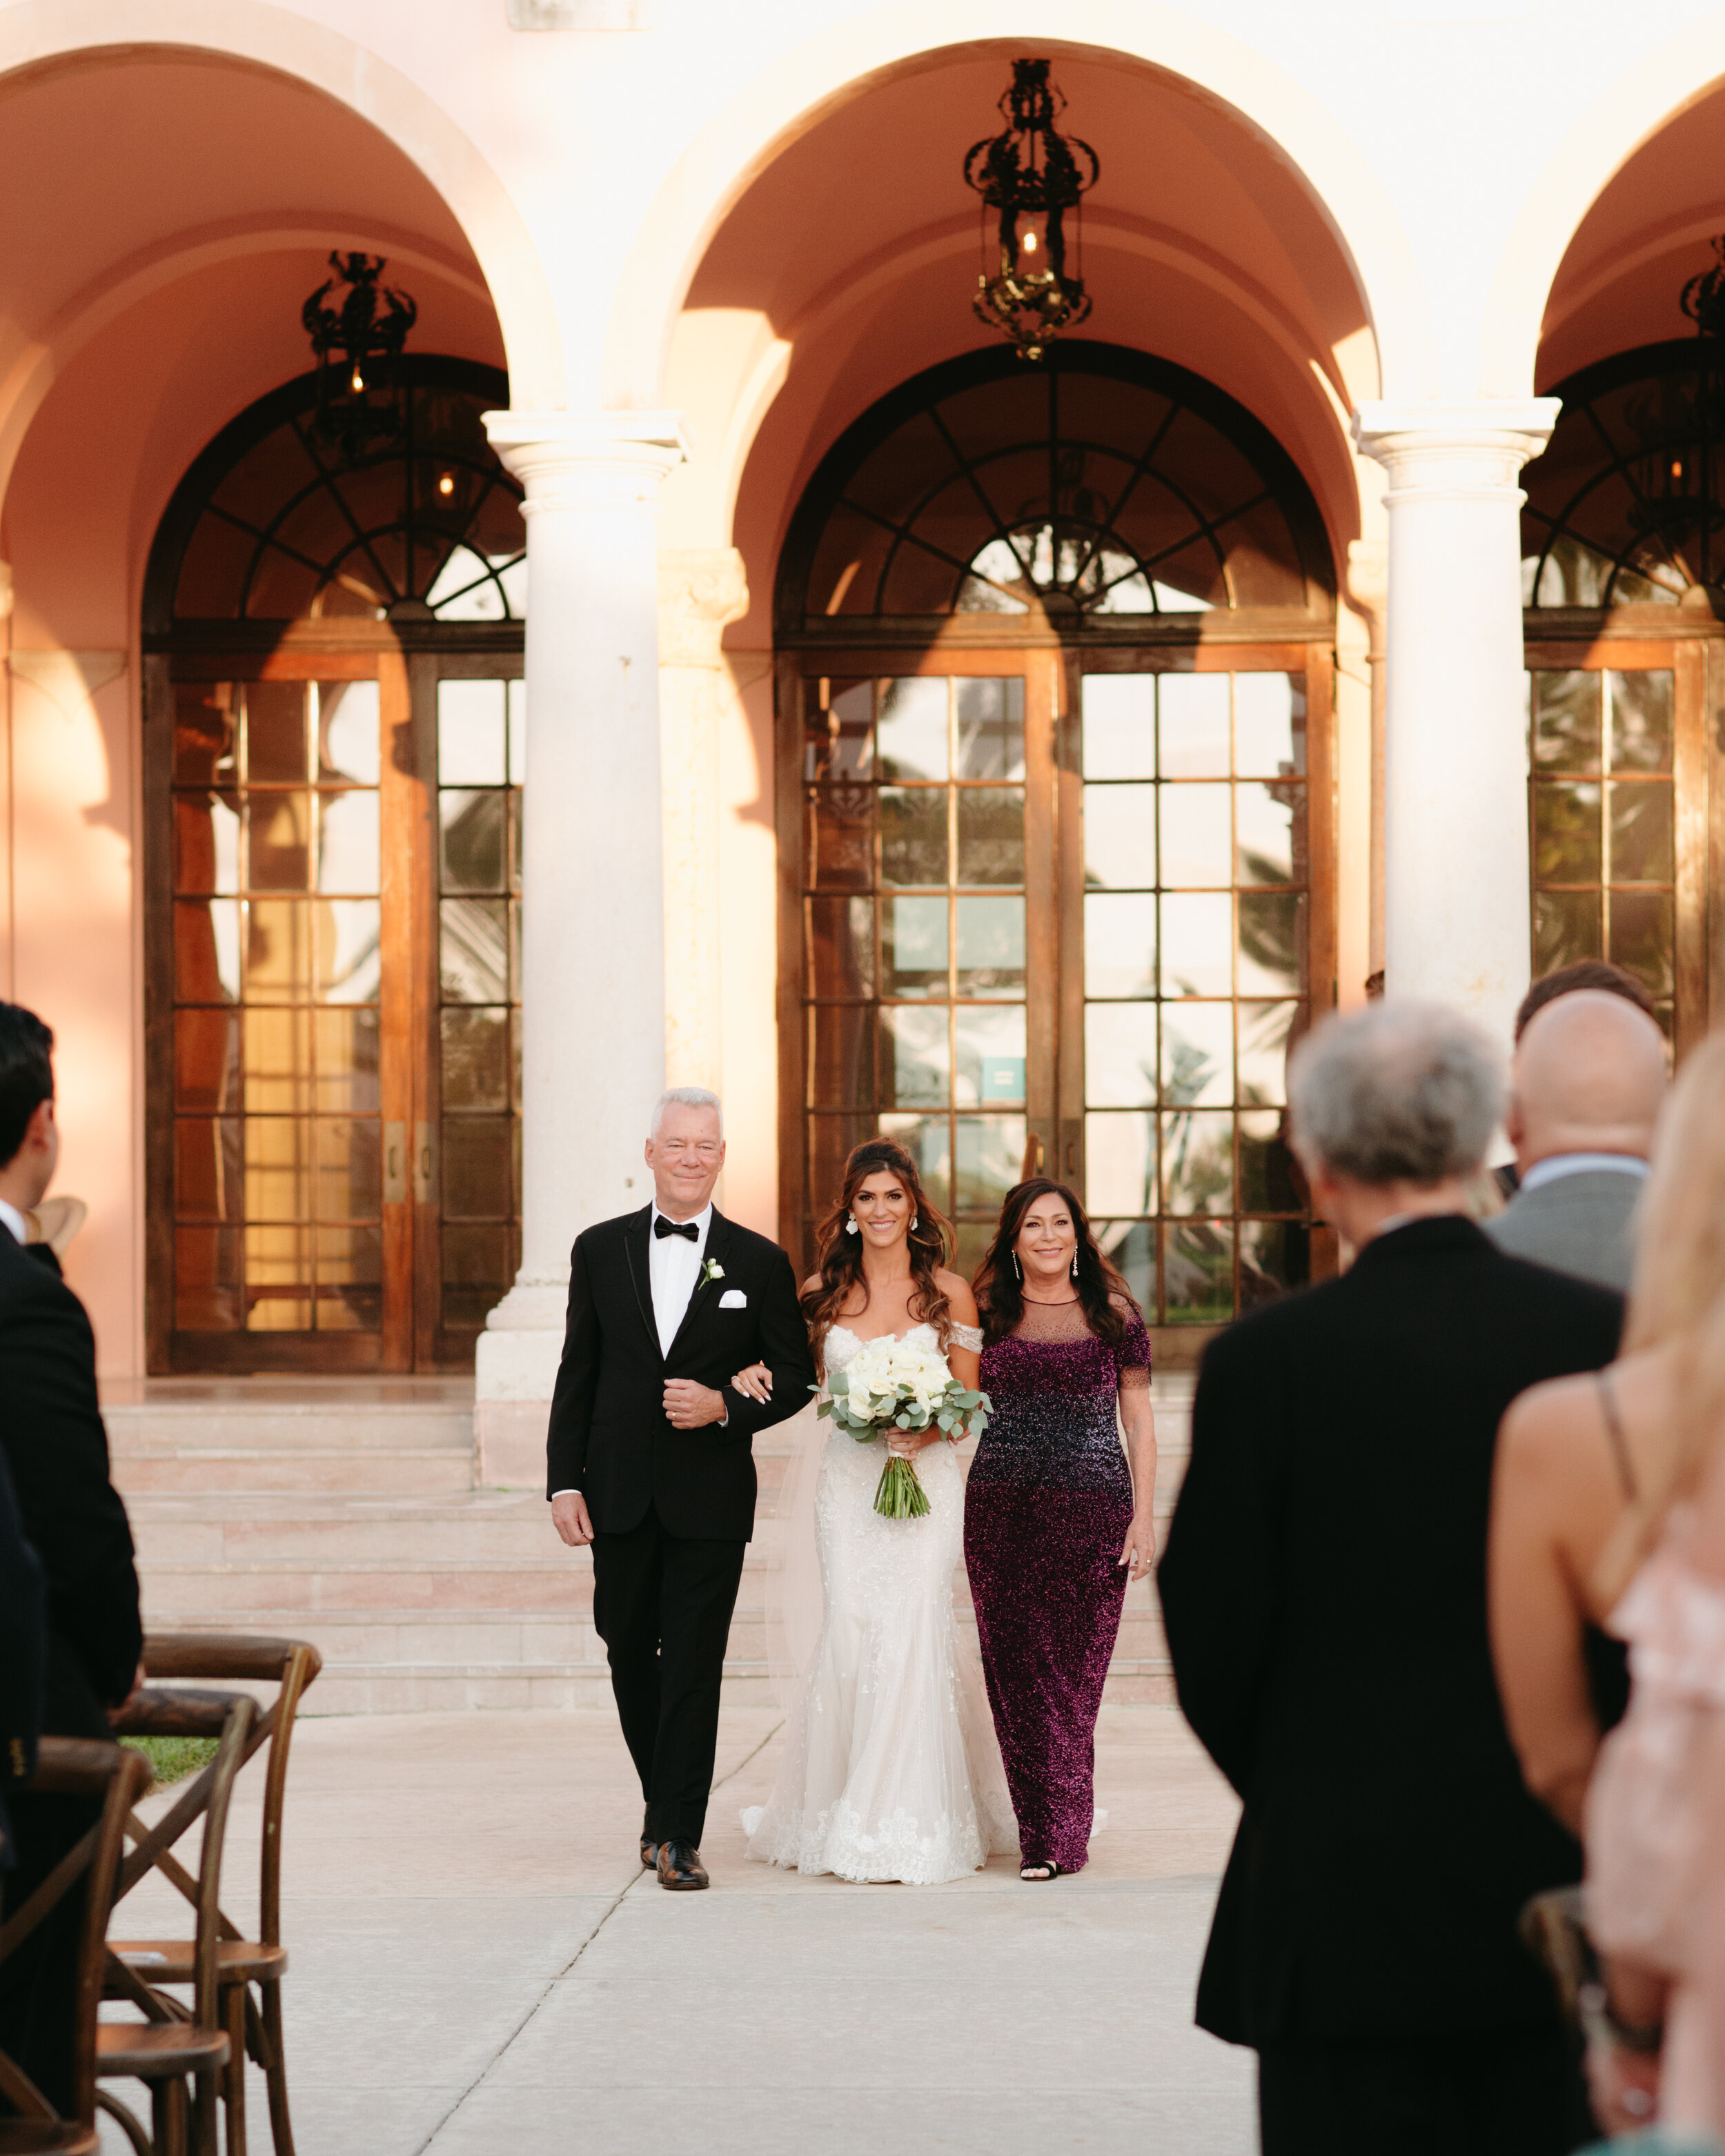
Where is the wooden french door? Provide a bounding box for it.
[1523,636,1713,1054]
[147,644,522,1371]
[779,639,1336,1341]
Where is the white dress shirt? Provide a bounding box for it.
[649,1203,712,1358]
[0,1199,25,1245]
[1520,1151,1650,1195]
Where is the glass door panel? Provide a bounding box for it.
[415,664,525,1363]
[796,662,1049,1274]
[1069,663,1318,1328]
[166,670,404,1365]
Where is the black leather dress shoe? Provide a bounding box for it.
[656,1839,709,1891]
[640,1837,658,1870]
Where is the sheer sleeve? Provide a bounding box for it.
[1113,1297,1152,1391]
[949,1321,983,1354]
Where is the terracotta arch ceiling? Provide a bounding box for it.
[679,50,1376,613]
[0,50,504,515]
[1539,81,1725,389]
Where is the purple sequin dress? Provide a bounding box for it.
[965,1296,1151,1871]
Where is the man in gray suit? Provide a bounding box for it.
[1485,989,1667,1292]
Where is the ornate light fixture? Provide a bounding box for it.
[965,59,1098,362]
[301,253,418,460]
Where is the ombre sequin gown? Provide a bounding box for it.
[965,1296,1151,1871]
[743,1323,1016,1884]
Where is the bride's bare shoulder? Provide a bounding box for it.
[800,1272,823,1298]
[934,1269,979,1324]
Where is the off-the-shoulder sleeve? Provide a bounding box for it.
[1114,1303,1152,1392]
[949,1321,983,1353]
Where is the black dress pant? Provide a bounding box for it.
[1257,2027,1593,2156]
[589,1507,746,1846]
[0,1643,109,2117]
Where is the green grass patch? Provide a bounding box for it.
[121,1736,218,1788]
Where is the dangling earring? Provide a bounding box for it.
[1071,1252,1079,1279]
[1012,1252,1021,1282]
[845,1217,859,1236]
[911,1214,918,1232]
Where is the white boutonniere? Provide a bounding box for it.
[700,1259,725,1286]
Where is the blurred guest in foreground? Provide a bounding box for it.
[1159,1000,1623,2156]
[1490,1033,1721,1841]
[0,1005,142,2113]
[1486,990,1666,1293]
[1497,1031,1725,2145]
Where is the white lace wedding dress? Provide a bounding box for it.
[742,1322,1018,1883]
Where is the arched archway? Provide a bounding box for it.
[773,344,1338,1337]
[143,359,526,1372]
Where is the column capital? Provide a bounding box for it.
[658,546,749,668]
[483,408,689,511]
[1352,399,1561,500]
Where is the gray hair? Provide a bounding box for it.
[649,1086,723,1139]
[1288,1001,1504,1185]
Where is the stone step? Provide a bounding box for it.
[115,1448,475,1495]
[106,1407,477,1454]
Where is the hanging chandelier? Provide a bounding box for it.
[964,59,1098,362]
[301,252,418,461]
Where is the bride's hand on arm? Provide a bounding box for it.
[730,1361,773,1404]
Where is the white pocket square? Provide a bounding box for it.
[718,1288,749,1309]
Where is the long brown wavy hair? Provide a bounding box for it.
[801,1138,954,1352]
[973,1178,1138,1347]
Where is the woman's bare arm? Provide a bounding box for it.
[1490,1379,1613,1834]
[1118,1377,1158,1580]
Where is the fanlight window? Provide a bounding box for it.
[150,360,523,630]
[1524,342,1725,609]
[778,345,1332,634]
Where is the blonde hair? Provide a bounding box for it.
[1597,1029,1725,1598]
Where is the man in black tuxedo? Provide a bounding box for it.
[548,1087,814,1890]
[0,1004,143,2111]
[1159,1000,1623,2156]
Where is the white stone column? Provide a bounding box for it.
[657,548,748,1092]
[1351,401,1559,1040]
[474,411,687,1483]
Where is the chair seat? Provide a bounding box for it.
[112,1938,288,1985]
[96,2022,230,2079]
[0,2125,101,2156]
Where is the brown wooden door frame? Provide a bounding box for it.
[148,646,414,1373]
[774,638,1341,1303]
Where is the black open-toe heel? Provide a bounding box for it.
[1019,1857,1067,1881]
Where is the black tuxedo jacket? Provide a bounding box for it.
[1158,1216,1623,2046]
[0,1444,46,1868]
[0,1231,142,1734]
[545,1206,816,1541]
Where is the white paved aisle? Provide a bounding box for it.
[103,1706,1254,2156]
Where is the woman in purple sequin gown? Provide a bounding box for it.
[966,1179,1159,1879]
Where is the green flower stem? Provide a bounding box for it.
[873,1454,930,1519]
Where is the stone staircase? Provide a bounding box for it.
[106,1374,1192,1714]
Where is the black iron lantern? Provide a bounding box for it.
[301,252,418,460]
[965,59,1098,362]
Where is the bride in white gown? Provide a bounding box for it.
[731,1138,1016,1884]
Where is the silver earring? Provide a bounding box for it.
[911,1214,918,1232]
[1012,1252,1021,1281]
[845,1218,858,1235]
[1071,1252,1079,1278]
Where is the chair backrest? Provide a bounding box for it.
[0,1739,151,2125]
[188,1697,254,2030]
[138,1632,321,1947]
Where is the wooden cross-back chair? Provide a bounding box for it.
[107,1636,320,2156]
[98,1692,251,2156]
[0,1737,151,2156]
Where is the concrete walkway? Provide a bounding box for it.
[103,1705,1254,2156]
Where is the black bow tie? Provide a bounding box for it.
[654,1216,700,1242]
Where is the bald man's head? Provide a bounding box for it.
[1508,989,1668,1172]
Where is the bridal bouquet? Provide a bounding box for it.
[819,1336,991,1519]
